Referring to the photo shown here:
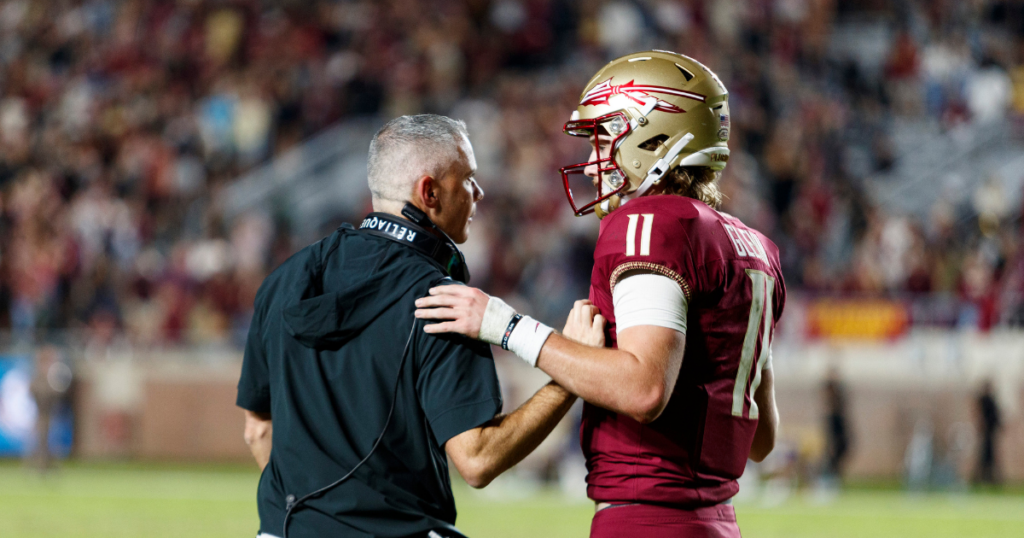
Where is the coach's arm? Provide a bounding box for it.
[443,301,601,488]
[243,410,273,471]
[445,382,575,488]
[748,365,777,462]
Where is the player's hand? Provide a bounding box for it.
[562,299,605,347]
[414,285,490,339]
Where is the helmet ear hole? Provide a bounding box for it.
[637,134,669,151]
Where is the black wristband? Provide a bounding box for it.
[501,314,523,350]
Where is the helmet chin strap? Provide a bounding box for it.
[627,132,694,200]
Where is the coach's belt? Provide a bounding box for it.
[595,498,733,512]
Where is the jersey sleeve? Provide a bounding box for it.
[612,273,689,333]
[236,302,271,413]
[773,266,787,324]
[415,286,502,445]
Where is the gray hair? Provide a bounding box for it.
[367,114,469,202]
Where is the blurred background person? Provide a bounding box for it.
[28,343,72,472]
[823,368,852,486]
[974,380,1002,486]
[904,415,934,493]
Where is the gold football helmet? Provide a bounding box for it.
[560,50,730,217]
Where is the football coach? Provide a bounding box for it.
[237,115,600,538]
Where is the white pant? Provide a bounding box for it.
[256,534,281,538]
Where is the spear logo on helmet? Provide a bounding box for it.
[579,78,706,114]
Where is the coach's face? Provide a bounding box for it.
[432,136,484,244]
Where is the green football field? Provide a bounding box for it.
[0,461,1021,537]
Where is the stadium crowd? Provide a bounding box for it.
[1,0,1024,349]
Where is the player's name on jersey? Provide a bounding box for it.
[722,222,768,264]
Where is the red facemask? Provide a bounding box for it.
[559,111,633,216]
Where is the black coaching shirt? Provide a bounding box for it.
[237,223,501,538]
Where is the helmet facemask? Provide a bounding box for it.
[559,112,633,217]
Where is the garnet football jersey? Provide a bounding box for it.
[583,195,786,507]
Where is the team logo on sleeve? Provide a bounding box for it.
[580,78,706,114]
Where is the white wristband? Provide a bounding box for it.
[476,296,552,367]
[505,316,553,368]
[479,296,518,346]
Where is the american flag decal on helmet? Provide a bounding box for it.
[580,78,705,114]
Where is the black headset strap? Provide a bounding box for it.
[355,211,469,282]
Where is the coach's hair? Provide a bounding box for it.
[367,114,470,202]
[659,166,722,208]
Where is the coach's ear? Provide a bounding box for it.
[411,175,440,215]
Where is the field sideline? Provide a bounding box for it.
[0,461,1020,537]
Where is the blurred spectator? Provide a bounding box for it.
[974,380,1002,486]
[28,344,72,471]
[905,415,934,492]
[823,369,852,483]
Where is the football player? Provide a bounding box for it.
[415,50,785,538]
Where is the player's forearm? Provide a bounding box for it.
[537,334,667,423]
[461,382,576,487]
[243,411,273,471]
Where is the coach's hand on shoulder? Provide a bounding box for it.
[415,285,489,339]
[416,286,558,368]
[562,300,605,348]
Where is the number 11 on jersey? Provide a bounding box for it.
[625,214,654,256]
[732,269,775,419]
